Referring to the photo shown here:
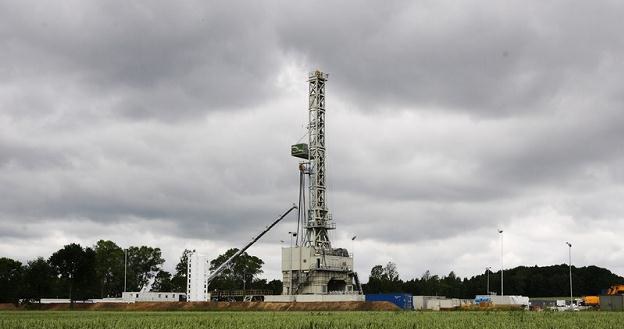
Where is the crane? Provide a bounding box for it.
[205,205,297,288]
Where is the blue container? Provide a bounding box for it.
[474,295,492,304]
[366,293,413,310]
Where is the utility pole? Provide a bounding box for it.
[498,229,504,296]
[124,248,127,293]
[566,242,573,308]
[351,235,357,268]
[485,267,491,295]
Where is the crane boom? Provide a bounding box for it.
[205,205,297,286]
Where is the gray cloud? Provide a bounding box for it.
[0,1,284,121]
[278,1,624,116]
[2,0,624,279]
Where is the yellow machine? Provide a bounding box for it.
[606,285,624,295]
[582,284,624,307]
[582,295,600,306]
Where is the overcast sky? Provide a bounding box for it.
[2,0,624,283]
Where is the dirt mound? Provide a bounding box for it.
[20,301,399,312]
[0,303,18,310]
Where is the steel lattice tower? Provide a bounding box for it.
[284,70,361,296]
[306,70,334,250]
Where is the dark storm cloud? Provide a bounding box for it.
[2,0,624,277]
[277,1,624,116]
[0,1,283,121]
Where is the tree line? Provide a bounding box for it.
[4,242,624,303]
[363,262,624,298]
[0,240,280,303]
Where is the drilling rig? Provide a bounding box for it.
[283,70,362,295]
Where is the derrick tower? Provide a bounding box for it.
[305,70,333,250]
[282,71,362,295]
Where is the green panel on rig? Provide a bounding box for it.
[291,143,310,159]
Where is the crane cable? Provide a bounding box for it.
[296,131,309,144]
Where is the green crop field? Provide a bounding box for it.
[1,311,623,329]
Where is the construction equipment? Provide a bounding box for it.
[582,295,600,307]
[606,284,624,295]
[205,205,297,287]
[582,284,624,307]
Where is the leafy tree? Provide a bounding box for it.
[126,246,165,291]
[265,279,283,295]
[250,278,283,294]
[22,257,56,302]
[152,271,173,292]
[171,249,192,292]
[0,258,23,303]
[48,243,98,301]
[370,265,384,280]
[384,262,399,281]
[49,243,83,300]
[364,263,402,293]
[94,240,125,297]
[209,248,263,290]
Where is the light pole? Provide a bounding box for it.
[351,235,357,293]
[288,232,297,295]
[498,229,504,296]
[351,235,357,265]
[485,267,491,295]
[124,248,127,293]
[566,242,573,308]
[242,270,246,295]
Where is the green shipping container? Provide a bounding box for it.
[291,143,310,159]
